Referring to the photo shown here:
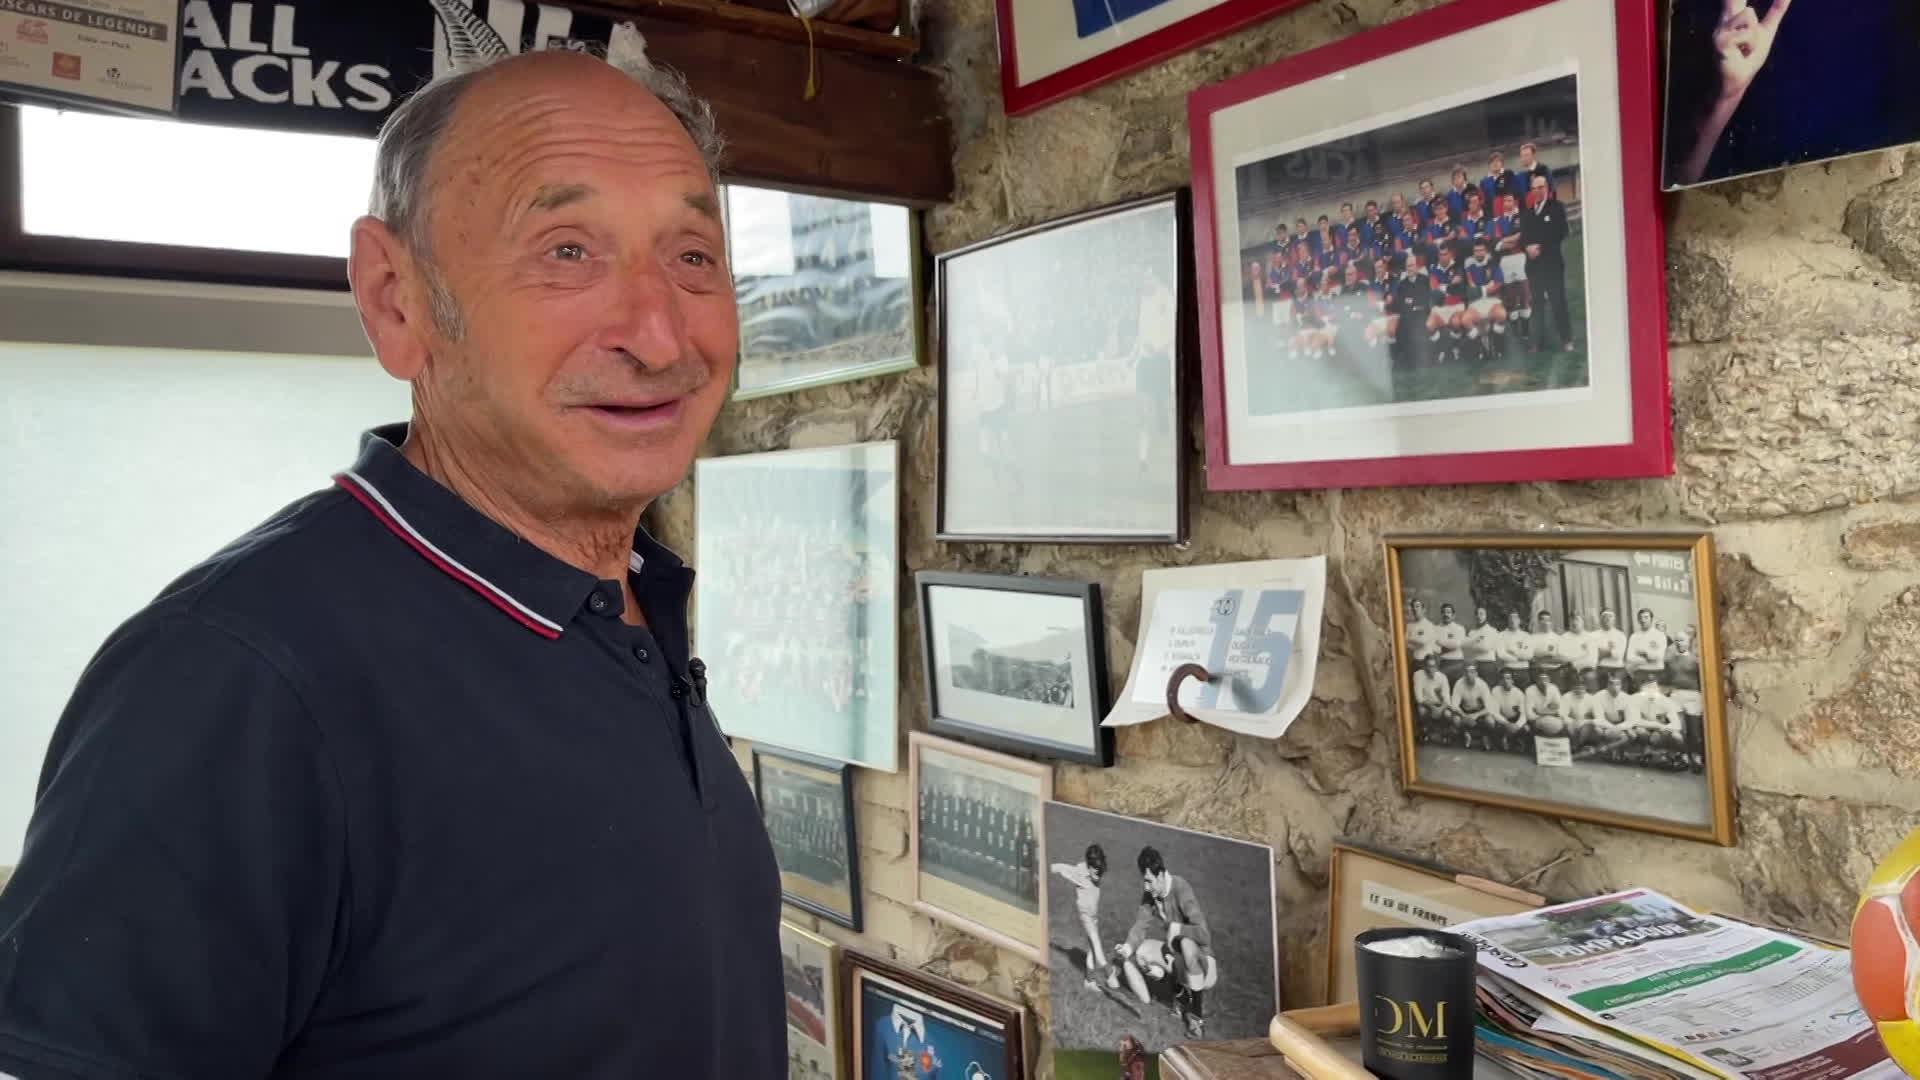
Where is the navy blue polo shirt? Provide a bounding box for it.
[0,425,783,1079]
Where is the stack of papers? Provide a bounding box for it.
[1452,889,1896,1080]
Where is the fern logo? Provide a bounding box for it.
[427,0,582,75]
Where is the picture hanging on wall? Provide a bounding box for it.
[909,733,1053,963]
[696,441,899,771]
[845,950,1029,1080]
[994,0,1315,116]
[1043,801,1278,1078]
[754,748,864,930]
[1189,0,1671,491]
[723,185,923,400]
[1384,532,1736,845]
[1662,1,1920,190]
[780,921,846,1079]
[937,192,1187,544]
[916,571,1113,766]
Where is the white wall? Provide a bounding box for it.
[0,341,410,865]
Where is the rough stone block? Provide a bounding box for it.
[1796,589,1920,776]
[1714,552,1845,661]
[1843,515,1920,569]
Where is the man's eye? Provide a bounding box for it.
[552,243,588,261]
[681,251,715,268]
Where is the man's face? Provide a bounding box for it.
[1391,194,1407,212]
[1507,612,1522,629]
[1521,146,1537,167]
[1420,181,1435,198]
[1411,599,1426,620]
[1639,610,1655,630]
[1532,176,1549,199]
[1474,607,1489,625]
[1503,194,1519,215]
[1490,154,1505,173]
[1342,205,1355,222]
[1570,614,1585,633]
[1144,869,1171,898]
[1602,611,1618,629]
[1501,671,1515,688]
[1537,615,1552,633]
[1365,201,1379,216]
[1440,604,1455,624]
[376,56,736,511]
[1295,219,1309,234]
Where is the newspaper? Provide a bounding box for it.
[1102,558,1326,739]
[1454,889,1897,1080]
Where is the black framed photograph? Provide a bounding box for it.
[936,191,1189,544]
[723,185,923,399]
[753,747,863,930]
[1384,532,1735,845]
[909,733,1053,963]
[916,571,1113,766]
[845,949,1029,1080]
[1043,801,1279,1078]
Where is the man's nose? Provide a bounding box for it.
[605,260,687,369]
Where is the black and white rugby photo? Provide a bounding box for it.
[1233,74,1587,419]
[918,572,1112,765]
[1386,535,1735,843]
[937,193,1186,542]
[909,734,1052,961]
[754,749,864,929]
[1043,802,1278,1080]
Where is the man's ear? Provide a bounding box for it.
[348,215,431,382]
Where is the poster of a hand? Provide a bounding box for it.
[1663,0,1920,189]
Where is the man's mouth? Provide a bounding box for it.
[579,397,685,430]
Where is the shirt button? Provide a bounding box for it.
[633,646,650,663]
[588,592,609,613]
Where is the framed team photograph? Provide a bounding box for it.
[754,748,864,930]
[1043,801,1278,1080]
[1190,0,1671,491]
[995,0,1315,116]
[1663,2,1920,189]
[909,733,1054,963]
[916,571,1113,766]
[1324,841,1545,1004]
[1384,532,1736,845]
[844,950,1029,1080]
[696,441,900,772]
[724,185,923,400]
[936,192,1187,544]
[781,921,846,1080]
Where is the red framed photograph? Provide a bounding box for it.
[1189,0,1670,491]
[996,0,1316,117]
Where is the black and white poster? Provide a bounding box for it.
[170,0,624,137]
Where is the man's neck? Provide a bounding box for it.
[401,424,645,604]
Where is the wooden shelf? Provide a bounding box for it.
[594,0,919,59]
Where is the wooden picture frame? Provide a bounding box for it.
[1324,841,1546,1004]
[916,571,1114,767]
[994,0,1316,117]
[935,190,1190,545]
[1190,0,1671,491]
[780,920,847,1080]
[844,949,1029,1080]
[754,747,865,930]
[1384,532,1736,845]
[723,184,925,401]
[908,733,1053,963]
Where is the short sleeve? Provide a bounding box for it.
[0,611,346,1080]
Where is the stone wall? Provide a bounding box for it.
[650,0,1920,1067]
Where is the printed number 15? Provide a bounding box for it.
[1195,589,1295,712]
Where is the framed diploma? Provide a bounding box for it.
[0,1,182,116]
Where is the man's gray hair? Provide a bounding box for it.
[367,48,723,337]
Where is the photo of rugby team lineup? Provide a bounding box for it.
[1234,75,1590,417]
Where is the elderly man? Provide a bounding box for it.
[0,49,782,1078]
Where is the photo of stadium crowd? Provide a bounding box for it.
[1233,73,1588,417]
[948,629,1076,708]
[1391,542,1722,833]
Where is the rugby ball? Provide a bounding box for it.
[1851,828,1920,1069]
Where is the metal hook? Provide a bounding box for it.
[1165,663,1214,724]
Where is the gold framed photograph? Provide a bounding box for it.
[1324,842,1545,1004]
[908,732,1052,963]
[1384,532,1736,845]
[779,921,845,1080]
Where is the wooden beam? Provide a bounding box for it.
[574,5,952,205]
[595,0,919,60]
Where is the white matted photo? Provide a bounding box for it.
[1385,533,1736,845]
[696,441,899,772]
[918,571,1112,766]
[780,921,845,1080]
[910,734,1053,963]
[1043,802,1278,1080]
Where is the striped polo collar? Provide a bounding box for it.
[333,424,683,640]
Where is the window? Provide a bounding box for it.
[2,105,365,287]
[0,341,411,864]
